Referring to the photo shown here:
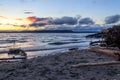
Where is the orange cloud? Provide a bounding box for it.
[26,16,37,22]
[26,16,49,24]
[0,16,8,19]
[15,18,23,21]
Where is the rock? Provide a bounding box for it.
[69,48,78,51]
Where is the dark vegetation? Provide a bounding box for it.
[105,25,120,48]
[86,31,106,38]
[87,25,120,48]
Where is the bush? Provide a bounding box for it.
[105,25,120,48]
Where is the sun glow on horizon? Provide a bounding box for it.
[0,25,26,31]
[0,16,35,31]
[0,24,45,31]
[0,15,32,24]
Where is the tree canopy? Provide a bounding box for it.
[105,25,120,48]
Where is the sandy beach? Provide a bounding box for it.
[0,49,120,80]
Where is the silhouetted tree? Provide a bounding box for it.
[105,25,120,48]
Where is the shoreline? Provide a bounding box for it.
[0,46,89,59]
[0,49,120,80]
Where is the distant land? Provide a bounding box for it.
[0,30,100,33]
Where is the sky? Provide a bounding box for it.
[0,0,120,31]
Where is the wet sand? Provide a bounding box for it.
[0,49,120,80]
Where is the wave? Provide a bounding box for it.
[0,44,89,54]
[0,40,27,44]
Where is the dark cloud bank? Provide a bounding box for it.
[29,16,95,27]
[79,18,94,25]
[105,15,120,24]
[29,14,120,28]
[49,16,78,25]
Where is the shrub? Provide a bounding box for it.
[105,25,120,48]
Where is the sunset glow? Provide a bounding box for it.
[0,16,33,31]
[0,0,120,31]
[0,16,30,24]
[0,1,120,79]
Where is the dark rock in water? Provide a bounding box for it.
[8,48,27,57]
[86,33,106,38]
[90,42,99,46]
[49,42,69,45]
[90,41,105,47]
[69,48,78,51]
[49,41,81,45]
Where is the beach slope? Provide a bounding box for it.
[0,49,120,80]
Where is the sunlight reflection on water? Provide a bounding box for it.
[0,33,98,58]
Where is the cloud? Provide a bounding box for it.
[26,16,50,23]
[24,11,33,14]
[49,16,77,25]
[26,16,37,22]
[26,16,50,27]
[26,16,96,28]
[105,15,120,24]
[0,16,8,19]
[45,25,74,30]
[79,17,94,25]
[29,23,47,27]
[23,8,35,14]
[15,18,23,20]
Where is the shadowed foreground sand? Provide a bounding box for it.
[0,49,120,80]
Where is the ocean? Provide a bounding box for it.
[0,33,98,58]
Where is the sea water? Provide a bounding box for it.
[0,33,99,58]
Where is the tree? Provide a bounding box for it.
[105,25,120,48]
